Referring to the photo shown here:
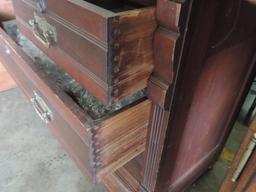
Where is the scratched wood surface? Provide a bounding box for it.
[0,24,150,182]
[11,0,157,104]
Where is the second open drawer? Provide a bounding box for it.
[0,21,151,181]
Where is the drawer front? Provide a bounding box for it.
[24,0,111,42]
[0,28,94,179]
[0,25,151,181]
[13,0,108,82]
[44,0,110,43]
[12,0,156,104]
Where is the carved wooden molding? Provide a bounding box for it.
[141,0,189,191]
[141,104,170,191]
[147,75,170,110]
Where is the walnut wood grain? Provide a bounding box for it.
[103,155,143,192]
[141,0,192,191]
[142,0,256,192]
[12,0,157,104]
[0,26,150,182]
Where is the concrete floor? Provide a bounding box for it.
[0,88,247,192]
[0,89,105,192]
[188,122,246,192]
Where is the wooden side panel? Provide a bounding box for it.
[95,100,151,180]
[142,0,189,191]
[110,8,156,100]
[160,38,256,192]
[154,1,256,192]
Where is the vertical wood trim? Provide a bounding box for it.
[141,0,193,191]
[142,104,170,191]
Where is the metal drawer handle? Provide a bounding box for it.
[232,132,256,182]
[29,13,57,48]
[30,90,53,124]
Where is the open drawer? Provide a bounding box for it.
[0,21,151,181]
[11,0,156,105]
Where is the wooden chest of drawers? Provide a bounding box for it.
[12,0,157,105]
[2,1,256,192]
[0,21,151,181]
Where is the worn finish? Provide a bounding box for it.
[0,25,151,182]
[3,0,256,192]
[103,155,143,192]
[142,0,193,191]
[104,0,256,192]
[152,1,256,192]
[11,0,157,104]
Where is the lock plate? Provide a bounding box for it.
[29,13,57,48]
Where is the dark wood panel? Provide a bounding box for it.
[142,0,256,192]
[142,0,194,191]
[42,0,110,42]
[16,19,109,103]
[13,0,108,82]
[111,7,156,100]
[153,1,256,192]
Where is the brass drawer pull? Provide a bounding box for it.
[29,13,57,48]
[30,90,53,124]
[35,0,47,13]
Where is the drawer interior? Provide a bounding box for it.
[3,20,146,121]
[82,0,152,12]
